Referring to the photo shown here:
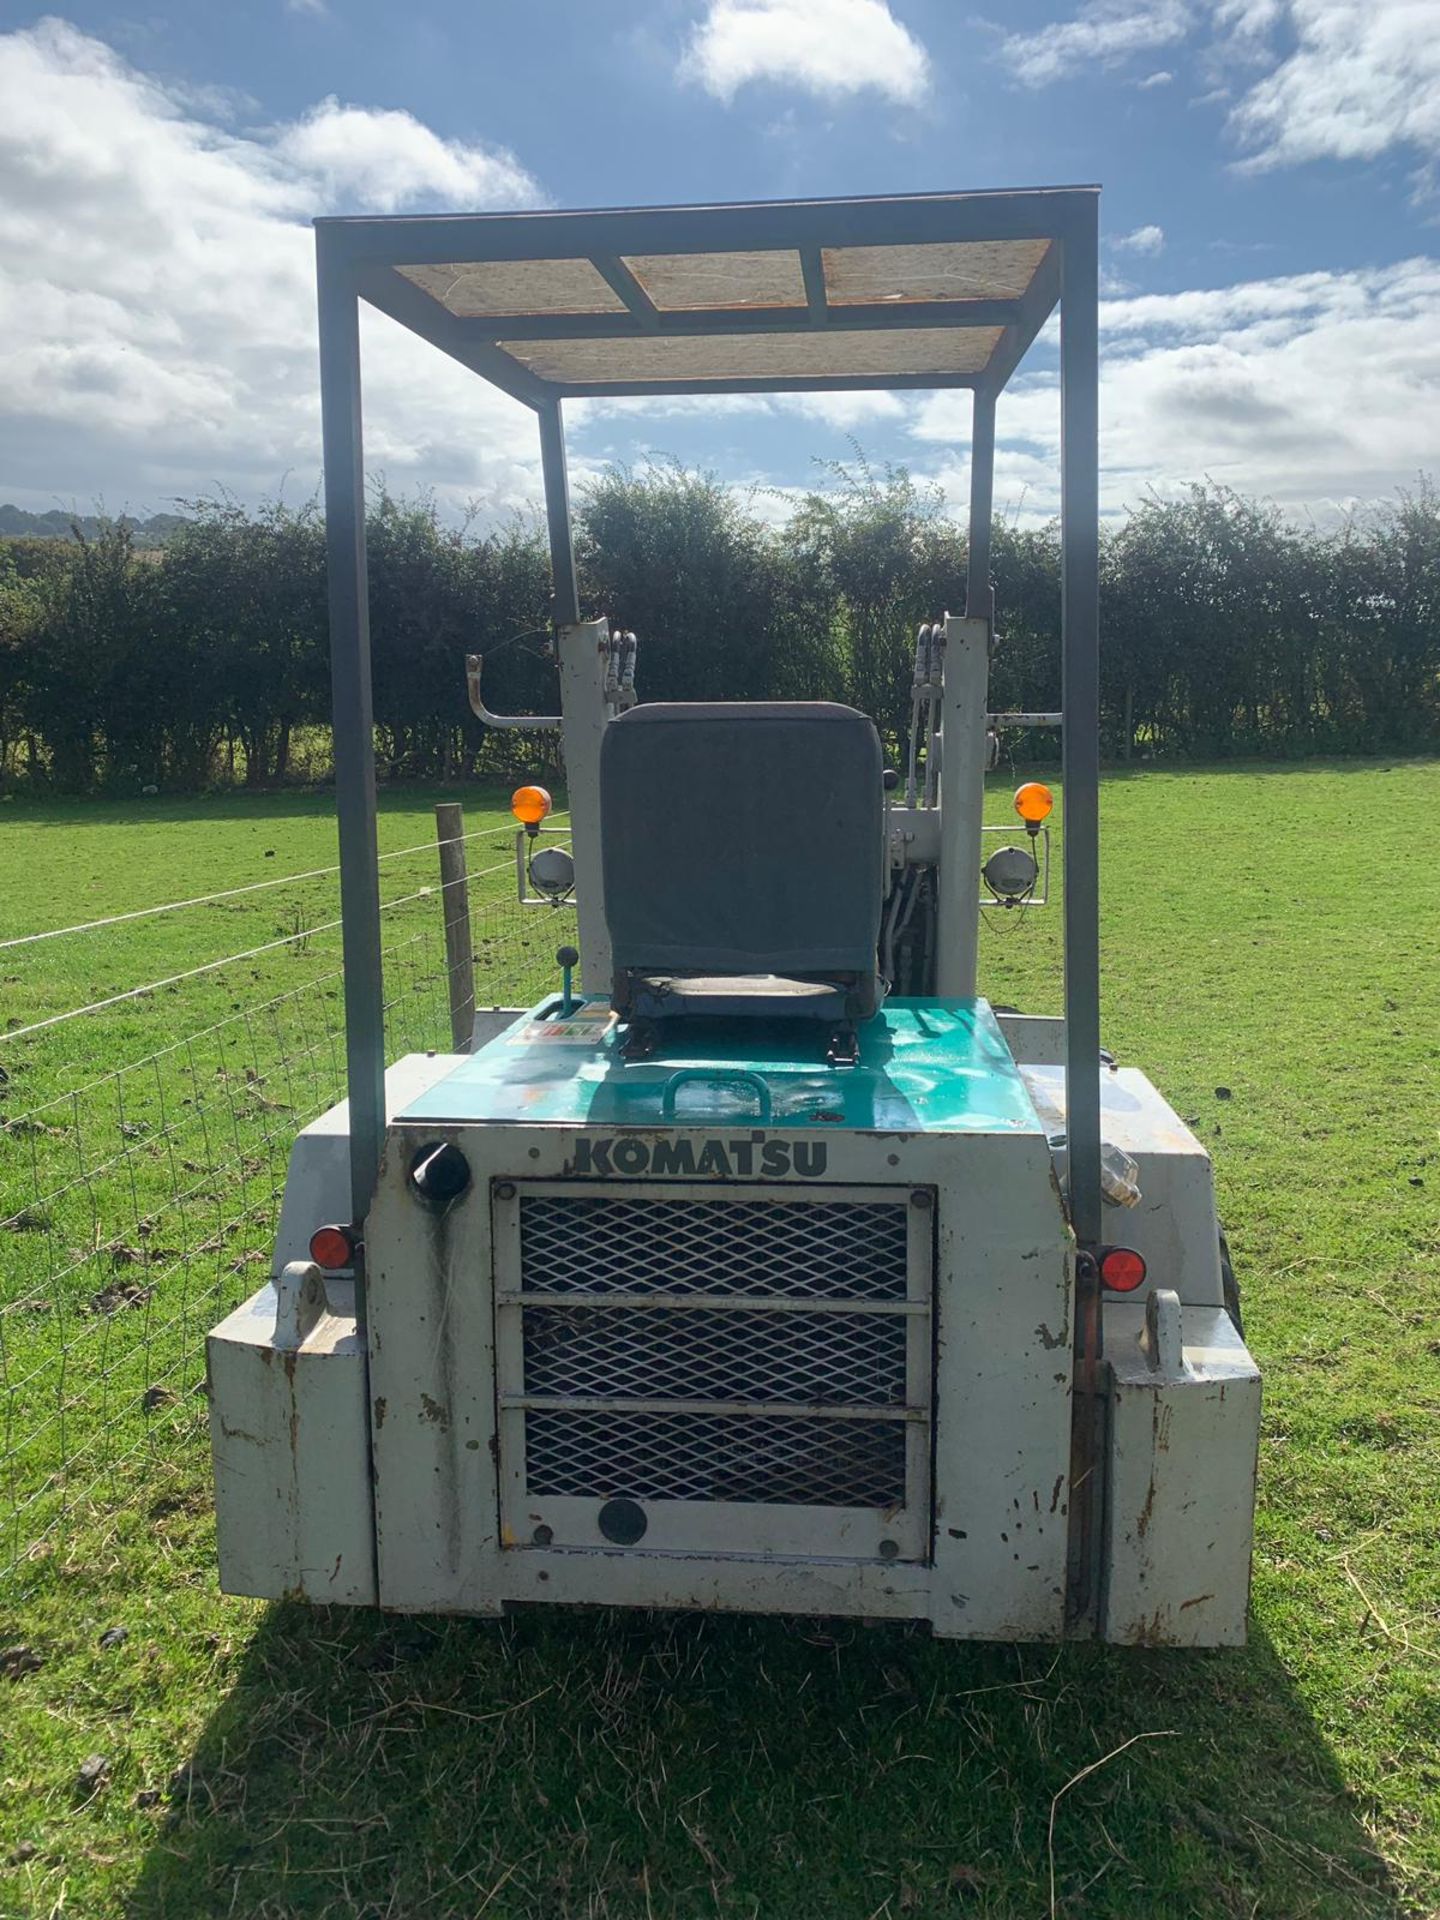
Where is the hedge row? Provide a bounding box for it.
[2,463,1435,790]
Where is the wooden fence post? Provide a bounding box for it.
[435,802,475,1052]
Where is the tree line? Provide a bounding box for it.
[1,463,1435,792]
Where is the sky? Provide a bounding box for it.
[0,0,1436,532]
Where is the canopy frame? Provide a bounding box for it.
[314,184,1101,1294]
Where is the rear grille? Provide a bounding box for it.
[522,1304,906,1406]
[520,1194,908,1299]
[495,1183,930,1545]
[525,1409,908,1507]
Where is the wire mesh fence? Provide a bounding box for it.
[0,807,573,1582]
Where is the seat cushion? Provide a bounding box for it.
[627,973,855,1023]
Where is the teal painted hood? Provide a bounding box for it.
[397,997,1044,1137]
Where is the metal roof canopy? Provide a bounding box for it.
[313,186,1101,1292]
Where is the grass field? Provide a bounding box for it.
[0,787,572,1583]
[1,759,1438,1920]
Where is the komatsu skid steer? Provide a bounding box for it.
[209,188,1260,1645]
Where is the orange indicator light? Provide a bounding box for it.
[1014,781,1054,826]
[511,785,553,828]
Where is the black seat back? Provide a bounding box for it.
[600,701,884,1018]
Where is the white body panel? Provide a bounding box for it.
[271,1052,464,1273]
[556,617,615,993]
[361,1119,1075,1641]
[1102,1298,1261,1645]
[208,1065,1261,1646]
[207,1276,375,1604]
[365,1138,505,1613]
[1021,1065,1226,1308]
[995,1012,1066,1066]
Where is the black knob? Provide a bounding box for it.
[598,1497,647,1545]
[409,1140,471,1207]
[882,768,900,792]
[556,945,580,968]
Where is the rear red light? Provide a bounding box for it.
[308,1224,356,1271]
[1098,1246,1147,1292]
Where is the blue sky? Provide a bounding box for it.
[0,0,1435,528]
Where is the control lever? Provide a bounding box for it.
[465,653,560,731]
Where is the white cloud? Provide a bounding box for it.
[916,447,1064,528]
[570,394,776,425]
[1137,67,1174,85]
[991,0,1190,87]
[1226,0,1440,173]
[679,0,929,104]
[1212,0,1284,40]
[569,389,906,433]
[739,480,813,528]
[273,99,538,213]
[0,19,545,518]
[990,0,1439,179]
[1112,223,1166,253]
[784,391,909,429]
[909,259,1440,522]
[3,18,1434,545]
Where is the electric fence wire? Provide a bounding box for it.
[0,814,569,953]
[0,828,570,1050]
[0,872,570,1581]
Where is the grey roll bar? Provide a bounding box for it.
[314,185,1103,1292]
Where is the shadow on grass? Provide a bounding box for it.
[128,1602,1403,1920]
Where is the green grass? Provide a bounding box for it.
[0,785,572,1575]
[1,760,1438,1919]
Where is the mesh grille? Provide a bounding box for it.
[523,1305,907,1405]
[519,1195,908,1299]
[505,1187,925,1522]
[524,1409,908,1506]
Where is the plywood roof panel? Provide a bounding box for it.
[362,197,1078,390]
[622,250,808,311]
[398,259,626,317]
[496,325,1004,385]
[822,239,1052,305]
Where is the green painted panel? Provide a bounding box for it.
[397,998,1043,1136]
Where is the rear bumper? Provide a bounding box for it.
[1100,1296,1261,1646]
[208,1269,1261,1647]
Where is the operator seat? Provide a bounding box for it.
[599,701,885,1032]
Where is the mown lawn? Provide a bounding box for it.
[1,760,1437,1920]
